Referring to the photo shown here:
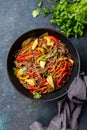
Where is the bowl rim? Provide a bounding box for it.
[7,28,80,101]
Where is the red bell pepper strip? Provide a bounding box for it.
[56,72,68,87]
[44,35,61,45]
[16,51,38,61]
[67,63,73,67]
[27,71,38,77]
[48,36,59,44]
[19,51,38,57]
[29,86,38,93]
[39,77,46,87]
[49,67,54,71]
[15,57,28,61]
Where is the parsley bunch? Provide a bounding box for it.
[32,0,87,38]
[51,0,87,38]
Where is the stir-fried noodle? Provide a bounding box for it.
[13,33,74,98]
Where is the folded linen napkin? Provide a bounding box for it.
[30,74,87,130]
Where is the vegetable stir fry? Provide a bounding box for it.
[13,33,74,98]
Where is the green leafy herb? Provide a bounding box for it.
[50,0,87,38]
[33,92,41,99]
[13,67,17,75]
[41,57,47,62]
[42,7,50,17]
[32,0,87,38]
[32,8,41,17]
[38,1,43,7]
[22,67,27,75]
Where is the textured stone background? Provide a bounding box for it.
[0,0,87,130]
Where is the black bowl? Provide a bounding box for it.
[7,28,80,101]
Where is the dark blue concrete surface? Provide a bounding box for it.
[0,0,87,130]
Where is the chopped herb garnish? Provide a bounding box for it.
[50,0,87,38]
[13,67,17,75]
[38,1,43,7]
[32,8,41,17]
[32,0,87,38]
[33,92,41,99]
[22,67,27,75]
[42,7,50,17]
[41,57,47,62]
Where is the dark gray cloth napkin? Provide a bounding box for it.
[30,74,87,130]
